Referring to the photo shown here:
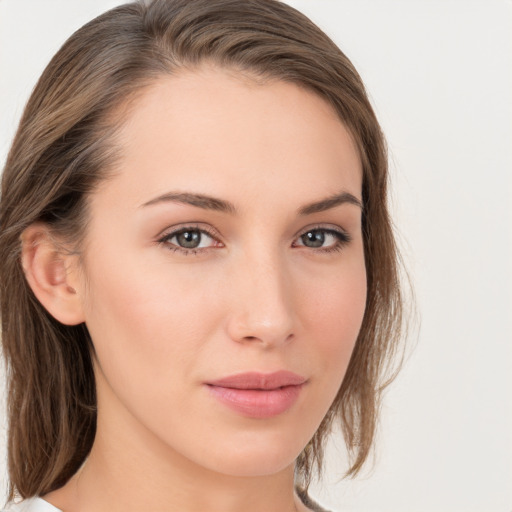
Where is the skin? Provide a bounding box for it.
[24,66,367,512]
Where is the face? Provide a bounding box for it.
[76,66,367,478]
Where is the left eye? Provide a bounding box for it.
[295,229,347,249]
[162,228,217,250]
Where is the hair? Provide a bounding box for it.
[0,0,405,502]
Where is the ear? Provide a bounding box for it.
[20,223,86,326]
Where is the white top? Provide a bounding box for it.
[1,498,61,512]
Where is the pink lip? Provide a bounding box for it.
[205,371,306,419]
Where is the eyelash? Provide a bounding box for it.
[156,224,352,256]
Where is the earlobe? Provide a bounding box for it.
[20,223,86,326]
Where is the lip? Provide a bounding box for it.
[205,371,307,419]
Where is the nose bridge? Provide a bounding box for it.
[227,242,295,346]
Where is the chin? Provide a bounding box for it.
[202,451,298,478]
[183,429,309,478]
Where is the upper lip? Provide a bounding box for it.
[206,371,307,390]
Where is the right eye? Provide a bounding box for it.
[158,226,222,254]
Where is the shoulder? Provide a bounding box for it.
[1,498,62,512]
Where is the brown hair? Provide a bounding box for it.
[0,0,404,501]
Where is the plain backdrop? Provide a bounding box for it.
[0,1,511,511]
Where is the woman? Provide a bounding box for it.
[0,0,404,510]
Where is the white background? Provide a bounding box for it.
[0,1,511,511]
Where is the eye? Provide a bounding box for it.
[158,226,221,254]
[294,227,351,252]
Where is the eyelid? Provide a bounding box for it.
[157,222,220,239]
[293,223,351,240]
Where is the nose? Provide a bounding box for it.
[225,250,296,348]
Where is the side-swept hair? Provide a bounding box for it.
[0,0,404,500]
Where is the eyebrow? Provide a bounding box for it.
[298,191,363,215]
[141,192,236,214]
[140,190,363,215]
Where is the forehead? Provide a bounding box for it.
[103,66,362,210]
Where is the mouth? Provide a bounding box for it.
[204,371,307,418]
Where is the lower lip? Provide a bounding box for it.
[206,384,304,419]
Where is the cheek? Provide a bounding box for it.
[301,255,367,378]
[80,258,217,398]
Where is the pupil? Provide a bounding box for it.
[177,230,201,248]
[302,230,324,248]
